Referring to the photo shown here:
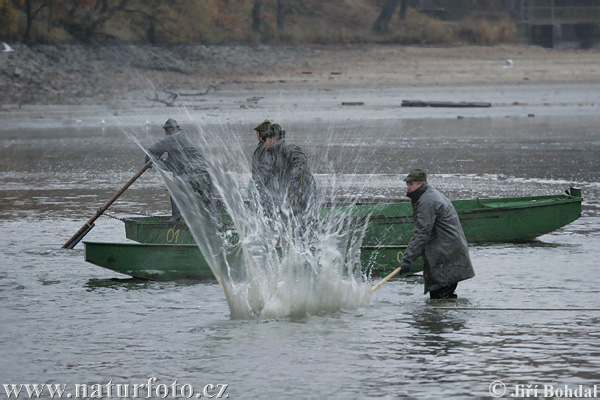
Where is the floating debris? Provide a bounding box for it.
[402,100,491,108]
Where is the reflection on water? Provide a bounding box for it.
[0,115,599,396]
[85,277,161,290]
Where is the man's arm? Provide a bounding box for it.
[144,136,172,167]
[401,200,437,264]
[288,145,309,188]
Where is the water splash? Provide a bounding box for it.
[133,116,371,319]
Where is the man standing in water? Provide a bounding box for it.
[263,123,318,238]
[145,118,215,222]
[249,119,274,212]
[397,169,474,299]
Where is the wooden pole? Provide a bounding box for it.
[361,265,404,300]
[62,160,153,249]
[370,265,403,293]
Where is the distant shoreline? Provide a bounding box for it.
[2,83,599,132]
[1,43,598,109]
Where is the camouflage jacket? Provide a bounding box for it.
[267,139,318,215]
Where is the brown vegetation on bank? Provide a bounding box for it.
[2,0,517,46]
[2,2,598,107]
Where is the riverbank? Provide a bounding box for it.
[2,43,599,107]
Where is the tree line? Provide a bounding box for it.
[2,0,577,44]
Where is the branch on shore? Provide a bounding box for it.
[148,90,178,107]
[176,86,219,97]
[148,86,219,107]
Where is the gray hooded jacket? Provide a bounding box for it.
[145,129,214,212]
[146,129,209,177]
[402,183,475,293]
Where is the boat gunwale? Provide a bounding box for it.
[84,241,199,248]
[122,194,581,225]
[329,195,582,221]
[123,197,581,228]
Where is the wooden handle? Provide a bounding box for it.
[370,265,403,293]
[361,265,404,300]
[62,160,153,249]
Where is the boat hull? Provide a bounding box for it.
[85,242,214,281]
[84,241,420,281]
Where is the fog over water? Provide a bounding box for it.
[1,87,599,397]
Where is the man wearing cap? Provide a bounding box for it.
[251,119,273,190]
[262,123,318,238]
[145,118,215,222]
[397,169,474,299]
[248,119,275,212]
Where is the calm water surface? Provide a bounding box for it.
[1,114,599,398]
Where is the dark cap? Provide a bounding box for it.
[404,169,427,182]
[163,118,179,131]
[263,123,285,139]
[254,119,272,134]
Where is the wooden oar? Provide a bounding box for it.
[361,265,403,299]
[370,265,403,293]
[62,160,153,249]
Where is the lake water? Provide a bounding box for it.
[1,91,599,398]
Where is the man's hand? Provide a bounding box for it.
[399,259,411,274]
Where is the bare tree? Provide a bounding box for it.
[54,0,176,43]
[399,0,408,20]
[94,0,109,14]
[373,0,410,31]
[277,0,285,31]
[252,0,262,32]
[373,0,400,32]
[58,0,133,42]
[120,3,177,44]
[23,0,51,42]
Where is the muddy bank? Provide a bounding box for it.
[0,44,314,105]
[1,43,599,107]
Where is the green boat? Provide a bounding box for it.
[85,242,213,280]
[84,241,414,281]
[123,191,582,246]
[84,189,582,281]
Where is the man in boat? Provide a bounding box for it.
[397,169,474,299]
[248,119,274,212]
[263,123,319,239]
[145,118,215,222]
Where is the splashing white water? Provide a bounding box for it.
[135,116,372,319]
